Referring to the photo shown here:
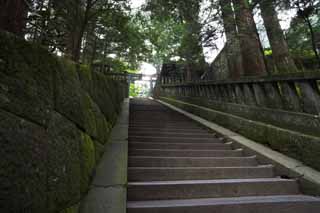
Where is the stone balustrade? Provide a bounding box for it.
[160,72,320,115]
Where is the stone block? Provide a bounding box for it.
[80,92,98,138]
[78,65,93,93]
[54,59,84,128]
[80,92,111,143]
[80,133,96,194]
[94,140,105,164]
[178,96,320,138]
[0,109,47,212]
[91,72,118,123]
[267,128,320,171]
[0,31,54,127]
[60,203,80,213]
[47,112,81,212]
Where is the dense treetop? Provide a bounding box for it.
[0,0,319,76]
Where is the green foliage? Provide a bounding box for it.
[286,15,320,57]
[264,49,273,56]
[144,0,206,69]
[129,83,143,97]
[60,203,79,213]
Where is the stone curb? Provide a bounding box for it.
[156,98,320,196]
[80,98,129,213]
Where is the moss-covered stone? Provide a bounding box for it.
[96,115,111,144]
[78,65,93,93]
[94,140,105,164]
[174,96,320,138]
[80,133,96,194]
[80,91,112,143]
[60,203,79,213]
[80,92,98,138]
[91,72,118,124]
[0,31,127,212]
[0,31,54,127]
[47,112,81,212]
[0,109,48,212]
[267,128,320,170]
[54,58,84,128]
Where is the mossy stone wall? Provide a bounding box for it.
[0,31,128,213]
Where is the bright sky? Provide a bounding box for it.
[130,0,145,9]
[139,62,157,75]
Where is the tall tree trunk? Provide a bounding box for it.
[66,25,83,62]
[67,0,95,63]
[220,0,244,79]
[178,1,206,81]
[0,0,28,37]
[232,0,267,76]
[260,0,298,73]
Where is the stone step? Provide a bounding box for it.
[130,122,202,127]
[130,124,201,129]
[128,156,258,167]
[127,195,320,213]
[130,121,197,126]
[129,136,222,143]
[128,142,231,150]
[129,149,243,157]
[128,165,274,181]
[129,127,210,133]
[129,131,217,138]
[128,178,300,201]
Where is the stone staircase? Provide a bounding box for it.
[127,99,320,213]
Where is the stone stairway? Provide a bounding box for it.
[127,99,320,213]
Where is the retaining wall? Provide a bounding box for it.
[0,31,128,213]
[159,96,320,172]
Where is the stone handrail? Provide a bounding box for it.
[159,72,320,115]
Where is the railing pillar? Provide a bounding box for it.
[205,85,211,98]
[221,85,230,102]
[227,84,236,103]
[243,84,257,106]
[196,85,201,97]
[264,83,283,109]
[235,85,245,104]
[298,80,320,114]
[253,83,268,107]
[280,82,302,112]
[215,85,222,101]
[209,85,216,100]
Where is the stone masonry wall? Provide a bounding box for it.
[0,31,128,213]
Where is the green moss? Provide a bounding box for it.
[94,140,105,164]
[81,92,98,138]
[80,133,96,194]
[267,128,320,170]
[96,116,112,144]
[0,110,48,212]
[91,71,118,124]
[60,203,79,213]
[0,31,55,127]
[47,112,81,212]
[54,55,84,128]
[78,64,93,92]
